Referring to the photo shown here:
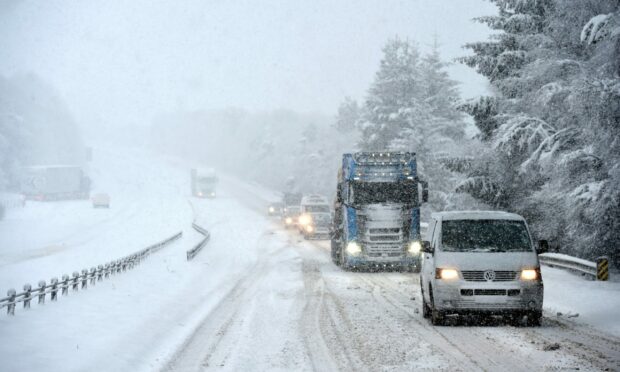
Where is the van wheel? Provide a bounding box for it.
[526,311,542,327]
[429,287,444,325]
[421,284,431,319]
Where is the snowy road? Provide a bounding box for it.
[2,148,619,371]
[164,177,620,371]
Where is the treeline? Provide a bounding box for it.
[0,74,84,191]
[342,0,619,263]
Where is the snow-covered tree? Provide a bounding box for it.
[457,0,620,264]
[333,97,360,134]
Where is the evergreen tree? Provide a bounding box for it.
[457,0,620,263]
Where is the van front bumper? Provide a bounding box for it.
[433,281,543,313]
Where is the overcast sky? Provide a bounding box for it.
[0,0,497,130]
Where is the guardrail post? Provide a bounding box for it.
[38,280,46,305]
[72,272,79,291]
[62,275,69,296]
[81,269,88,289]
[23,284,32,309]
[597,256,609,281]
[97,265,103,281]
[7,289,15,315]
[90,267,96,285]
[50,277,58,301]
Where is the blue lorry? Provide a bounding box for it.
[331,152,428,271]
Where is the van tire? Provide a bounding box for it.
[421,284,431,319]
[429,287,444,325]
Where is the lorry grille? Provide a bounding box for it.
[461,271,517,282]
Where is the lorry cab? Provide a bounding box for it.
[420,211,546,326]
[298,194,331,239]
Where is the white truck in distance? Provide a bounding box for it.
[191,168,218,198]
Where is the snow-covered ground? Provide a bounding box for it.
[1,145,619,371]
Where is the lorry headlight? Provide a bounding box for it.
[408,241,422,255]
[521,269,539,281]
[305,225,314,233]
[346,242,362,256]
[285,217,293,224]
[435,268,459,280]
[299,214,311,226]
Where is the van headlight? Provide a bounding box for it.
[521,269,540,281]
[346,241,362,256]
[305,225,314,233]
[435,268,459,280]
[285,217,293,224]
[408,241,422,255]
[269,206,275,213]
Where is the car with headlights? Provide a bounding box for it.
[282,205,301,229]
[268,202,284,216]
[420,211,546,326]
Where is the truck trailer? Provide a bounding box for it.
[331,152,428,271]
[20,165,90,201]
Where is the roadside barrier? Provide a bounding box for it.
[539,253,610,281]
[186,223,210,260]
[0,231,182,316]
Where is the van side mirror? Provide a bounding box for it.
[421,240,433,254]
[537,240,548,254]
[419,180,429,203]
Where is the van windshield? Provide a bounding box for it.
[441,219,532,252]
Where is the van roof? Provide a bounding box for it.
[301,194,328,204]
[431,210,525,221]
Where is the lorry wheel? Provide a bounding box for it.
[526,311,542,327]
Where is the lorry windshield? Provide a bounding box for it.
[305,205,330,213]
[441,220,532,252]
[351,182,417,205]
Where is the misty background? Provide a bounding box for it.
[1,0,619,264]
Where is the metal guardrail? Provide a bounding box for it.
[539,253,610,281]
[186,223,210,260]
[0,231,182,316]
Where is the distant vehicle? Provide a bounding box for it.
[331,152,428,271]
[191,168,217,198]
[298,194,331,239]
[282,205,301,229]
[282,192,302,208]
[268,202,284,216]
[91,193,110,208]
[420,211,546,326]
[19,165,90,201]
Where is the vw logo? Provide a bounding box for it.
[483,270,496,281]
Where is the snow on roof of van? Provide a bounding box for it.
[431,210,525,221]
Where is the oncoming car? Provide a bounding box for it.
[282,205,301,229]
[420,211,547,326]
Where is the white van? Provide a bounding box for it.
[420,211,546,326]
